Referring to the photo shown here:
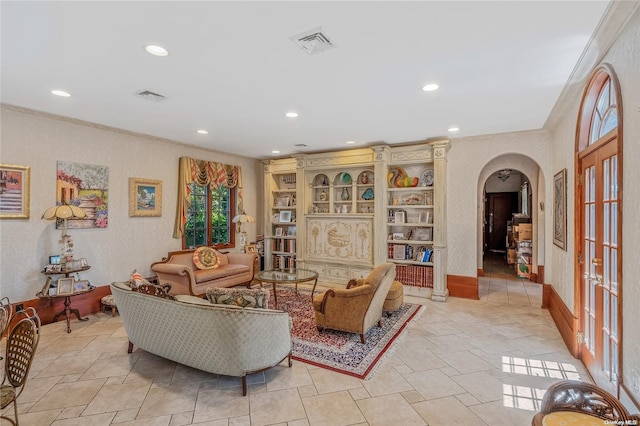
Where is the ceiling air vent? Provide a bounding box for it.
[136,90,166,102]
[294,144,308,147]
[289,27,336,55]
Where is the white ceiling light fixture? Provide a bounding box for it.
[51,89,71,97]
[346,140,356,145]
[271,150,280,154]
[196,129,208,135]
[290,26,336,56]
[285,112,299,118]
[422,83,439,92]
[447,127,460,132]
[145,45,169,57]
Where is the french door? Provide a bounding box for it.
[579,137,620,394]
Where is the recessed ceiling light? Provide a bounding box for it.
[448,127,460,132]
[51,90,71,97]
[346,140,356,145]
[422,83,439,92]
[145,45,169,57]
[196,129,209,135]
[285,112,299,118]
[272,150,281,154]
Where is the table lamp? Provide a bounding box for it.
[232,211,255,253]
[42,204,86,266]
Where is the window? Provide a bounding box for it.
[183,183,236,249]
[589,77,618,145]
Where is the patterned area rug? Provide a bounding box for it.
[270,285,423,380]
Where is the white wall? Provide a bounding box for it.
[446,130,551,278]
[547,6,640,406]
[0,106,261,303]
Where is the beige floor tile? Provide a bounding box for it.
[361,366,413,396]
[264,359,313,391]
[79,355,136,380]
[50,412,116,426]
[19,376,62,404]
[136,382,199,420]
[124,353,177,384]
[112,408,140,423]
[249,388,306,426]
[34,353,101,378]
[192,385,250,423]
[29,378,107,412]
[470,399,539,426]
[443,351,494,374]
[7,408,62,426]
[78,336,130,355]
[307,367,363,394]
[451,371,505,403]
[83,380,151,416]
[357,394,426,426]
[302,390,365,426]
[39,336,97,355]
[169,411,193,425]
[413,395,487,425]
[404,369,466,400]
[115,415,172,425]
[394,346,449,372]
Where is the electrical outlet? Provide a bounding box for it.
[16,303,24,311]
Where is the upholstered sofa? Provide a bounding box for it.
[151,248,258,296]
[110,281,291,395]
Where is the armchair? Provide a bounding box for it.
[151,249,258,296]
[313,263,396,343]
[531,380,640,425]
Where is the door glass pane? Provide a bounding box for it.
[612,155,618,198]
[612,294,618,338]
[612,342,618,383]
[604,332,610,378]
[604,246,610,290]
[611,202,618,245]
[611,249,618,294]
[604,159,610,200]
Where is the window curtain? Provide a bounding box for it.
[173,157,243,238]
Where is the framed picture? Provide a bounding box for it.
[245,244,257,253]
[394,211,406,224]
[418,211,429,223]
[129,178,162,217]
[57,277,75,295]
[45,264,61,273]
[392,232,404,240]
[553,168,567,250]
[392,244,406,260]
[287,226,296,236]
[412,227,432,241]
[275,195,290,207]
[49,255,61,265]
[73,280,90,293]
[41,276,52,296]
[0,164,30,219]
[275,227,284,237]
[279,210,292,223]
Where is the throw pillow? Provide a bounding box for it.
[206,287,269,309]
[193,246,220,270]
[130,269,152,288]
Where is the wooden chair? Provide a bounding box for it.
[0,309,41,425]
[532,380,640,425]
[0,298,12,362]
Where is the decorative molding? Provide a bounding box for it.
[305,153,374,168]
[390,150,432,163]
[477,268,484,277]
[306,217,373,264]
[433,147,446,159]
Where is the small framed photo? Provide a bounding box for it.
[57,277,75,295]
[418,211,432,224]
[279,210,292,223]
[413,227,432,241]
[49,255,61,265]
[41,276,52,296]
[275,227,284,237]
[394,211,406,224]
[45,264,61,273]
[129,178,162,217]
[275,195,290,207]
[245,244,257,253]
[392,244,406,260]
[392,232,404,240]
[73,280,90,293]
[287,226,296,237]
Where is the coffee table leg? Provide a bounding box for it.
[311,278,318,302]
[272,282,278,309]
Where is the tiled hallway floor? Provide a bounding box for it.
[2,261,589,425]
[479,252,543,307]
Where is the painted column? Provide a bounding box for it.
[429,140,450,302]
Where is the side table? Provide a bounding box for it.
[36,286,95,333]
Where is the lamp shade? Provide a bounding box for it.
[232,212,255,224]
[41,204,87,220]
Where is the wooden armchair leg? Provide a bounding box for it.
[360,334,366,344]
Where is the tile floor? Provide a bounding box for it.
[1,256,590,425]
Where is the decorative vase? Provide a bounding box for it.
[341,187,350,201]
[319,190,328,201]
[360,173,368,184]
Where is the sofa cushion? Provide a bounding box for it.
[194,264,249,282]
[193,246,221,270]
[175,294,213,306]
[206,287,270,308]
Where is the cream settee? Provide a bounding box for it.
[110,281,291,395]
[151,249,258,296]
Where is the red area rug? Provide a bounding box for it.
[271,285,423,380]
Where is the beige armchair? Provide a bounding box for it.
[313,263,396,343]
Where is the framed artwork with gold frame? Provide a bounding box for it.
[0,164,30,219]
[129,178,162,217]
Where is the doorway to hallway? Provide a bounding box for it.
[480,252,542,307]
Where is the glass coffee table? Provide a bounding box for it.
[254,268,319,309]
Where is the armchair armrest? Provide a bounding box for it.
[318,285,373,314]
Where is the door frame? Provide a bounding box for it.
[573,63,623,395]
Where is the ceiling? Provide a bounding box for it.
[1,1,611,159]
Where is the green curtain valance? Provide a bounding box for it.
[173,157,243,239]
